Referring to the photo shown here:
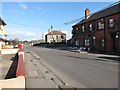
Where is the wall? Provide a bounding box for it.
[0,21,5,37]
[1,49,19,54]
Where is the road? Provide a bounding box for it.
[25,46,118,88]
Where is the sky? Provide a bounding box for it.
[1,1,116,41]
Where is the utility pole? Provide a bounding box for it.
[51,25,54,43]
[42,33,43,43]
[42,33,44,46]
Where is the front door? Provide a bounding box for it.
[111,35,117,52]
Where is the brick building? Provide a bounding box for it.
[72,2,120,53]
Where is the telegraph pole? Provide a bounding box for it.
[42,33,44,46]
[51,25,54,43]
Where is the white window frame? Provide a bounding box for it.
[98,21,104,30]
[89,24,93,32]
[85,37,89,46]
[109,19,113,28]
[76,27,78,33]
[76,27,78,30]
[101,39,104,48]
[75,40,79,46]
[82,26,84,32]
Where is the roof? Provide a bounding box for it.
[46,30,66,35]
[73,2,120,26]
[0,17,6,25]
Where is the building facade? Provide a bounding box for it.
[0,17,6,51]
[45,30,66,43]
[72,2,120,53]
[0,17,6,39]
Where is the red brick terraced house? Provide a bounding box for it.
[72,2,120,53]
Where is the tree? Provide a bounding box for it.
[12,38,20,45]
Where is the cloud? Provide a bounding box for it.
[19,3,28,10]
[6,28,38,41]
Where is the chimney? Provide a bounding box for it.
[59,29,61,32]
[48,29,50,33]
[85,8,90,19]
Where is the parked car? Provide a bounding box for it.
[80,47,87,51]
[71,47,81,52]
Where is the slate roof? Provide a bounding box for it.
[73,2,120,26]
[0,17,6,25]
[46,30,66,35]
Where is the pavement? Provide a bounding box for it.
[25,50,70,88]
[0,54,15,79]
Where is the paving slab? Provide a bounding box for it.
[27,71,39,78]
[26,78,58,88]
[25,52,58,88]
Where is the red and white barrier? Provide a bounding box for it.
[16,49,25,77]
[0,49,25,89]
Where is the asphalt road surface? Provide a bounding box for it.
[25,46,119,88]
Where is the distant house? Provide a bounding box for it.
[0,17,6,40]
[30,39,45,46]
[72,2,120,53]
[45,30,66,43]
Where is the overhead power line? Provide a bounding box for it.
[5,20,50,28]
[63,1,120,26]
[63,16,84,26]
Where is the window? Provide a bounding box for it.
[61,35,64,39]
[56,36,58,39]
[98,21,104,30]
[84,37,89,46]
[116,35,118,38]
[76,27,78,33]
[75,40,79,46]
[82,26,84,32]
[89,24,93,32]
[76,27,78,30]
[109,19,113,28]
[100,39,104,48]
[93,37,96,47]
